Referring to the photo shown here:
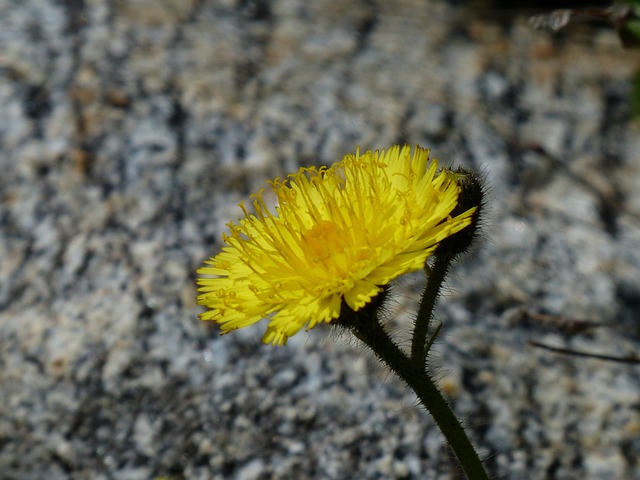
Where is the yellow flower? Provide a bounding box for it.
[196,145,476,346]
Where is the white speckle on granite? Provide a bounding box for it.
[585,450,626,478]
[49,432,77,466]
[102,345,133,389]
[133,414,156,457]
[116,468,151,480]
[236,458,265,480]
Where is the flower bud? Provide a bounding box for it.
[435,168,484,260]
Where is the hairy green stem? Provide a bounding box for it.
[411,253,452,367]
[351,316,489,480]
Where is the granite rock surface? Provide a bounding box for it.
[1,1,640,479]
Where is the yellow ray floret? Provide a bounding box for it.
[196,145,476,345]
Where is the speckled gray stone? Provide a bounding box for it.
[1,1,640,479]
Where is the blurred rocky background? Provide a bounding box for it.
[1,1,639,479]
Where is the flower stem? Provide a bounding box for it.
[411,253,452,368]
[350,316,489,480]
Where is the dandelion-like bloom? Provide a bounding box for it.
[196,145,476,346]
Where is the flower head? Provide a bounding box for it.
[196,145,476,345]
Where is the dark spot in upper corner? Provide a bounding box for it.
[468,0,610,11]
[59,0,88,35]
[24,84,52,121]
[239,0,271,22]
[615,279,640,337]
[36,163,51,177]
[598,194,620,237]
[356,12,377,45]
[545,457,561,478]
[168,99,188,130]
